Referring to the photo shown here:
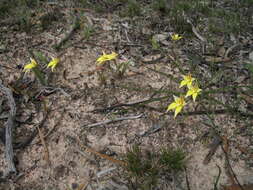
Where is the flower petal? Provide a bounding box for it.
[174,106,183,118]
[167,102,177,111]
[192,93,198,102]
[23,58,37,73]
[96,52,118,65]
[179,80,187,88]
[47,58,59,71]
[185,89,193,97]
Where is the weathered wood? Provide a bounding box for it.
[0,80,17,176]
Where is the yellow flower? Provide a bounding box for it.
[23,58,37,73]
[96,51,118,65]
[47,57,59,72]
[179,74,195,88]
[167,95,186,118]
[171,33,183,41]
[185,84,202,102]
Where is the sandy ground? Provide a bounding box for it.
[0,4,253,190]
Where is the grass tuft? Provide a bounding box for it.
[159,148,186,171]
[124,145,186,189]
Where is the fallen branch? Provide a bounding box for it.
[37,126,51,166]
[0,80,17,176]
[53,16,79,51]
[91,96,171,113]
[186,17,207,42]
[94,98,253,118]
[83,114,144,128]
[75,137,126,166]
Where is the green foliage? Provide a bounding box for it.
[124,145,186,189]
[116,61,131,78]
[150,36,160,50]
[0,0,11,16]
[124,0,141,17]
[33,50,49,66]
[159,148,186,171]
[124,145,159,189]
[152,0,169,14]
[245,63,253,75]
[158,0,251,34]
[82,24,95,40]
[79,0,128,13]
[0,0,39,17]
[125,145,153,177]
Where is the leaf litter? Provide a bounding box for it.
[0,1,253,190]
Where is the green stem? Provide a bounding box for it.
[32,67,47,86]
[171,42,186,75]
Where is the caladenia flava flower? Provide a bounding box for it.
[171,33,183,41]
[167,95,186,118]
[96,51,118,65]
[47,57,59,72]
[185,84,202,102]
[23,58,47,85]
[23,58,38,73]
[179,74,196,88]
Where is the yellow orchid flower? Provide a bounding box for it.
[167,95,186,118]
[185,84,202,102]
[96,51,118,65]
[179,74,195,88]
[171,33,183,41]
[47,57,59,72]
[23,58,38,73]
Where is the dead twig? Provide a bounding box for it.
[186,17,207,53]
[36,126,51,166]
[139,121,165,137]
[184,167,191,190]
[224,44,239,59]
[203,134,223,165]
[97,167,117,178]
[186,18,207,42]
[53,16,79,51]
[222,139,244,190]
[32,111,64,145]
[76,138,126,166]
[91,96,171,113]
[0,80,17,176]
[83,114,144,128]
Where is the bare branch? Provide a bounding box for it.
[83,114,144,128]
[0,80,17,176]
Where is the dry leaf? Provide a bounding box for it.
[218,47,226,57]
[217,36,225,46]
[77,182,89,190]
[142,54,163,63]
